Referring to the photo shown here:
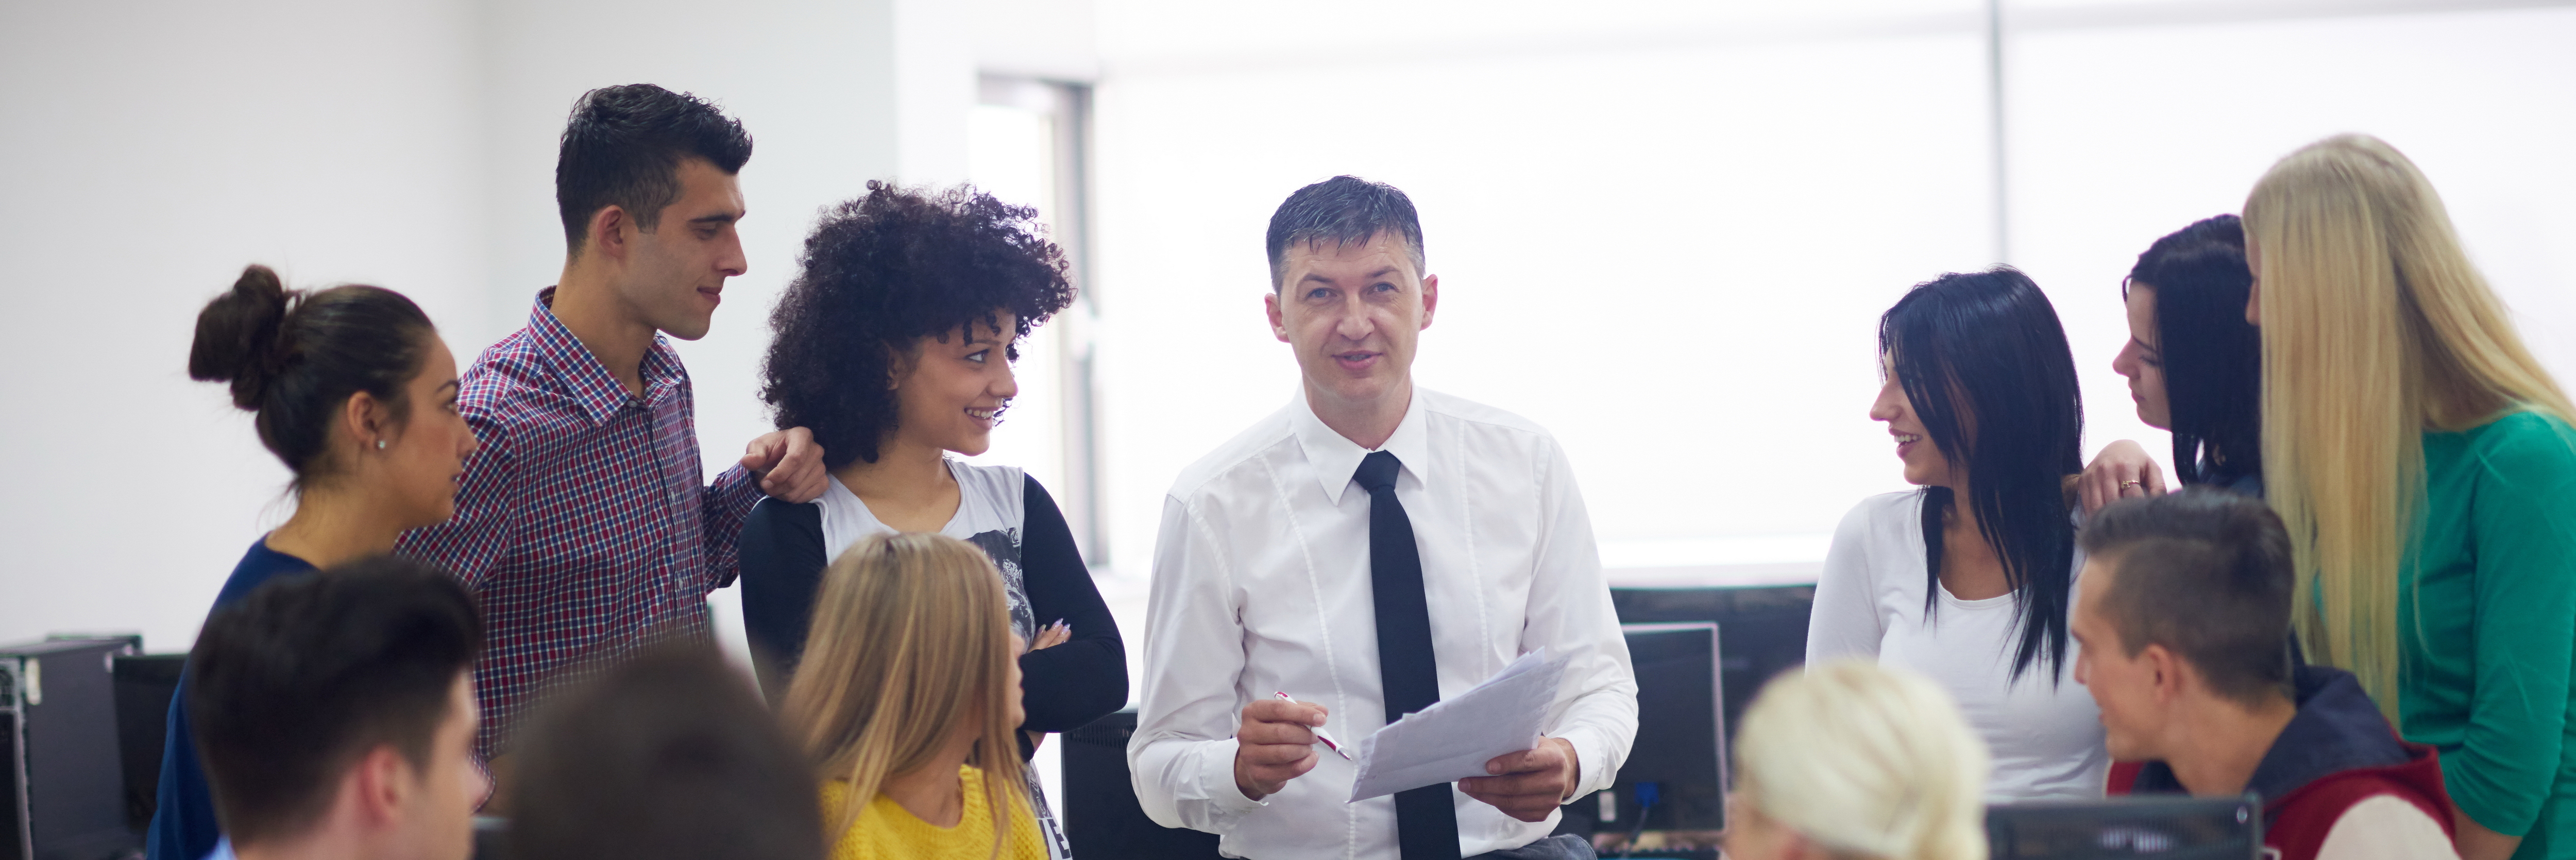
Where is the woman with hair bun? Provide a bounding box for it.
[2247,134,2576,860]
[148,265,481,860]
[1725,660,1992,860]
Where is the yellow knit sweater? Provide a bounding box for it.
[820,766,1046,860]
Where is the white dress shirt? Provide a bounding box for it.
[1806,490,2109,801]
[1129,387,1638,860]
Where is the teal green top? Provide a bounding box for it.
[2401,410,2576,860]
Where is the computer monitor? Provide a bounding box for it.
[1985,795,2261,859]
[1595,622,1724,836]
[1608,585,1811,755]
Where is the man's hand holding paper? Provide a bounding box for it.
[1345,648,1576,816]
[1460,737,1581,821]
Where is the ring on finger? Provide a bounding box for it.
[2119,480,2142,489]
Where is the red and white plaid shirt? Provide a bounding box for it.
[400,289,761,757]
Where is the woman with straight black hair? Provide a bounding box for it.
[1808,267,2109,801]
[2075,215,2264,512]
[152,265,481,860]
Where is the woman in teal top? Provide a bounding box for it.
[2244,133,2576,860]
[2405,413,2576,859]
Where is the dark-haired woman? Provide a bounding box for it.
[2073,215,2264,513]
[737,182,1123,859]
[150,265,481,860]
[1807,268,2108,801]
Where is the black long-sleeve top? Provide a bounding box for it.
[737,475,1127,736]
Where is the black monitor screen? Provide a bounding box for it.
[1985,796,2260,860]
[1599,622,1724,834]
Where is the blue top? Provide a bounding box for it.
[145,539,317,860]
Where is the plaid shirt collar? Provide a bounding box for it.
[529,287,686,423]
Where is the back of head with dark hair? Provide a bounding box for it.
[507,643,822,860]
[2127,214,2262,487]
[2079,489,2296,707]
[1264,175,1425,290]
[556,83,754,254]
[187,555,484,846]
[761,180,1076,469]
[188,264,435,491]
[1880,267,2085,681]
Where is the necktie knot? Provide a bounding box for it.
[1355,450,1402,494]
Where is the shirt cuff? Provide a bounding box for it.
[1550,727,1613,801]
[1196,737,1270,814]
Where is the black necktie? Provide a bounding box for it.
[1355,451,1460,860]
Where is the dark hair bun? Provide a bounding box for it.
[189,265,295,409]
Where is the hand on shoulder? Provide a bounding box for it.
[744,427,829,502]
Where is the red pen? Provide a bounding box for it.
[1274,692,1353,760]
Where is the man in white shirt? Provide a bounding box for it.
[1129,176,1638,860]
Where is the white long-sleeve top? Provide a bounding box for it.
[1807,490,2109,801]
[1129,387,1638,860]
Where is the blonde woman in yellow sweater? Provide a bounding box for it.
[782,531,1046,860]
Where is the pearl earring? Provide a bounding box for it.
[376,440,388,450]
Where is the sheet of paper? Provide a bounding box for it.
[1347,647,1572,802]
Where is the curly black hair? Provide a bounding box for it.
[762,181,1075,469]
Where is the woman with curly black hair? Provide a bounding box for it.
[737,181,1121,858]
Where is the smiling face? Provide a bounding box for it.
[2070,557,2163,763]
[1868,353,1963,489]
[616,158,748,341]
[890,313,1021,458]
[1265,231,1438,416]
[384,336,477,529]
[2112,285,2172,429]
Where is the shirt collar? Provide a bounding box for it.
[1289,385,1432,505]
[528,287,683,423]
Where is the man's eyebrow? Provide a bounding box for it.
[1364,267,1399,280]
[1298,272,1338,286]
[687,211,740,225]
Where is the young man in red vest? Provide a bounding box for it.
[2074,489,2459,860]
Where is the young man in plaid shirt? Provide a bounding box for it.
[400,84,828,764]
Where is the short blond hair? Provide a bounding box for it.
[779,532,1027,854]
[1734,661,1990,860]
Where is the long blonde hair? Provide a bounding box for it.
[780,532,1027,852]
[2246,133,2575,713]
[1734,661,1990,860]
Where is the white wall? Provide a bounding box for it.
[0,0,493,650]
[0,0,978,652]
[1079,0,2576,589]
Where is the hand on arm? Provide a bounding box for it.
[1460,737,1581,822]
[2074,439,2167,514]
[1026,619,1071,652]
[741,427,828,502]
[1233,699,1327,801]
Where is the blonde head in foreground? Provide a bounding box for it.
[781,531,1027,852]
[1727,660,1990,860]
[2243,133,2574,713]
